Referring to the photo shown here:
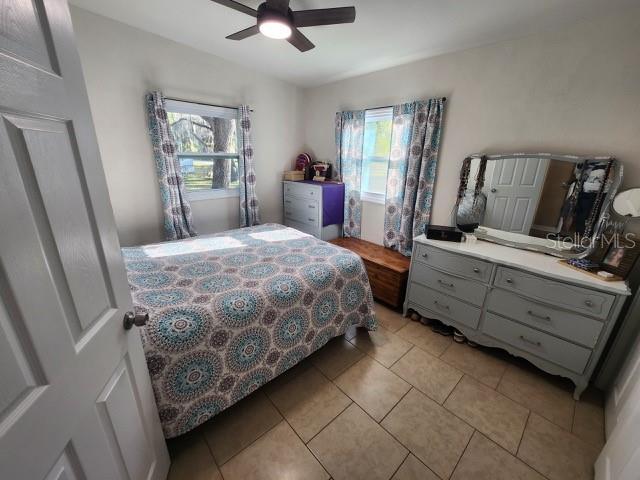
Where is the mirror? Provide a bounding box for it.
[613,188,640,218]
[455,153,622,258]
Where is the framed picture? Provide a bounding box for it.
[600,240,640,279]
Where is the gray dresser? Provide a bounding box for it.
[405,236,631,399]
[283,180,343,241]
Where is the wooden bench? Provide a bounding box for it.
[330,237,410,309]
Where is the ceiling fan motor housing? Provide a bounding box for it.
[257,3,294,31]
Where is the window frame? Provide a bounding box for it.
[361,107,393,205]
[165,99,241,201]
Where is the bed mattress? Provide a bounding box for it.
[122,223,377,438]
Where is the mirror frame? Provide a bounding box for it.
[455,152,623,259]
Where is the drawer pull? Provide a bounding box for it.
[527,310,551,321]
[506,277,514,284]
[422,253,428,258]
[437,279,455,288]
[519,335,542,347]
[585,300,594,307]
[434,300,450,311]
[308,204,315,209]
[285,199,292,204]
[308,218,315,222]
[473,267,480,273]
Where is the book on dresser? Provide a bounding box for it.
[283,180,344,241]
[405,235,631,400]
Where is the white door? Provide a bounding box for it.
[0,1,170,479]
[484,157,549,234]
[596,311,640,480]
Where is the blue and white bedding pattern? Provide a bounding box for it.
[122,224,377,438]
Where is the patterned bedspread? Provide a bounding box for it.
[122,224,377,438]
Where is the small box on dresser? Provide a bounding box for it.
[405,236,631,399]
[283,180,344,241]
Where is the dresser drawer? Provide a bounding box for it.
[494,267,615,320]
[284,218,319,238]
[284,182,320,201]
[411,262,486,307]
[487,288,603,348]
[408,283,481,329]
[414,244,492,283]
[483,312,591,374]
[284,196,319,225]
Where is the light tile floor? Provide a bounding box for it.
[167,302,605,480]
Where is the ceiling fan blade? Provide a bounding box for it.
[266,0,290,13]
[293,7,356,27]
[226,25,260,40]
[287,28,315,52]
[210,0,258,17]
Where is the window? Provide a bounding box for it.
[361,107,393,204]
[166,99,240,201]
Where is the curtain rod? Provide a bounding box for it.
[358,97,448,112]
[165,97,254,112]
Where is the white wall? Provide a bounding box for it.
[70,8,303,246]
[302,6,640,245]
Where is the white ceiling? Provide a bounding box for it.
[70,0,635,87]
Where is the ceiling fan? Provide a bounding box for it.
[210,0,356,52]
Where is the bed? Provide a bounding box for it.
[122,223,377,438]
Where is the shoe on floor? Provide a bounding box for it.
[431,321,455,336]
[453,329,466,343]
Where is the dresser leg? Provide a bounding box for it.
[573,380,588,401]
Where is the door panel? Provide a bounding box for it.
[0,294,47,421]
[5,114,116,336]
[485,157,548,234]
[97,357,155,480]
[0,1,169,479]
[44,446,85,480]
[0,0,60,74]
[597,306,640,479]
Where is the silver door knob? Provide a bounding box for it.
[490,188,497,193]
[123,311,149,330]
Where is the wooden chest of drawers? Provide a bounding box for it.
[405,236,630,399]
[330,237,410,309]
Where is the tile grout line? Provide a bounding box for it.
[441,372,464,406]
[199,430,227,480]
[211,418,284,470]
[387,344,415,369]
[515,410,531,457]
[377,385,413,425]
[448,427,477,479]
[387,452,410,480]
[303,399,353,446]
[263,384,335,479]
[512,412,555,480]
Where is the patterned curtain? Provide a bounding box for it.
[238,105,260,227]
[145,91,197,240]
[335,110,365,237]
[383,98,445,256]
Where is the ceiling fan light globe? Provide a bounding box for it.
[259,20,292,39]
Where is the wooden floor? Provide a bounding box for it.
[167,302,604,480]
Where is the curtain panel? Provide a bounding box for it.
[383,98,445,256]
[145,91,197,240]
[238,105,261,227]
[335,110,365,238]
